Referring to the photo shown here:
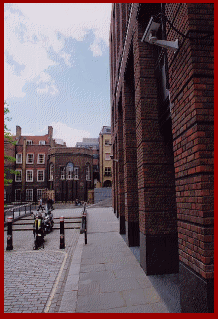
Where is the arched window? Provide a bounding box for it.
[49,163,54,181]
[86,164,91,181]
[66,162,74,180]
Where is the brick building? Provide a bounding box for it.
[48,146,94,202]
[5,126,95,204]
[110,3,213,313]
[12,126,55,203]
[99,126,112,187]
[76,138,100,187]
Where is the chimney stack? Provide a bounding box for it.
[16,126,21,139]
[48,126,53,139]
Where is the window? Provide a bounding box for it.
[15,189,21,201]
[4,189,6,202]
[105,153,111,160]
[16,153,22,164]
[15,169,22,182]
[66,162,74,180]
[105,167,112,177]
[60,167,65,180]
[26,153,34,164]
[86,165,91,181]
[26,140,33,145]
[26,189,33,201]
[37,154,45,164]
[37,189,43,200]
[105,139,110,145]
[26,170,33,182]
[37,170,44,182]
[49,164,54,181]
[74,167,79,180]
[39,140,45,145]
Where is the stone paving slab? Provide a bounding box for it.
[4,206,175,313]
[73,207,170,313]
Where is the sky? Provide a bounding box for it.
[4,3,112,147]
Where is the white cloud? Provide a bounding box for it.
[4,3,112,99]
[16,3,112,46]
[51,122,91,147]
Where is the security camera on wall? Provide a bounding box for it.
[141,17,178,52]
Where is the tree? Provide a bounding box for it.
[4,101,16,186]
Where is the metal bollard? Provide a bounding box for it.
[6,216,13,251]
[60,216,65,249]
[84,213,87,245]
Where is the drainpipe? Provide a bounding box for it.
[21,138,26,202]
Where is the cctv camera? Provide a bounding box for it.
[141,16,178,52]
[141,17,160,43]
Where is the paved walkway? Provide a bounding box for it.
[4,207,83,313]
[4,205,176,313]
[59,207,170,313]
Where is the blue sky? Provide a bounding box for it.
[4,3,112,146]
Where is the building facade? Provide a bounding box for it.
[4,126,95,203]
[76,138,100,187]
[99,126,112,187]
[48,146,94,202]
[12,126,55,203]
[110,3,214,313]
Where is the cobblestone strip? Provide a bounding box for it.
[4,228,80,313]
[4,250,65,313]
[45,230,82,313]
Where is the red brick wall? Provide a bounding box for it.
[166,3,214,279]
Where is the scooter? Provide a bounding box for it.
[44,208,54,233]
[33,212,45,249]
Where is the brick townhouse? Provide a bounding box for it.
[12,125,56,203]
[110,3,213,313]
[5,125,95,203]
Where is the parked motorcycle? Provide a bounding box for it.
[44,208,54,233]
[33,212,45,249]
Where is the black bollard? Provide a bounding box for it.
[60,216,65,249]
[6,216,13,251]
[34,216,39,250]
[84,213,87,245]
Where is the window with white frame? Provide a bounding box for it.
[49,163,54,181]
[104,167,112,176]
[26,140,33,145]
[16,153,22,164]
[37,154,45,164]
[105,139,110,145]
[39,140,46,145]
[60,167,65,180]
[37,170,44,182]
[66,162,74,180]
[74,167,79,180]
[105,153,111,160]
[15,169,22,182]
[37,189,43,200]
[26,153,34,164]
[26,170,33,182]
[15,189,21,201]
[26,189,33,201]
[86,165,91,181]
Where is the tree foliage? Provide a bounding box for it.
[4,101,17,186]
